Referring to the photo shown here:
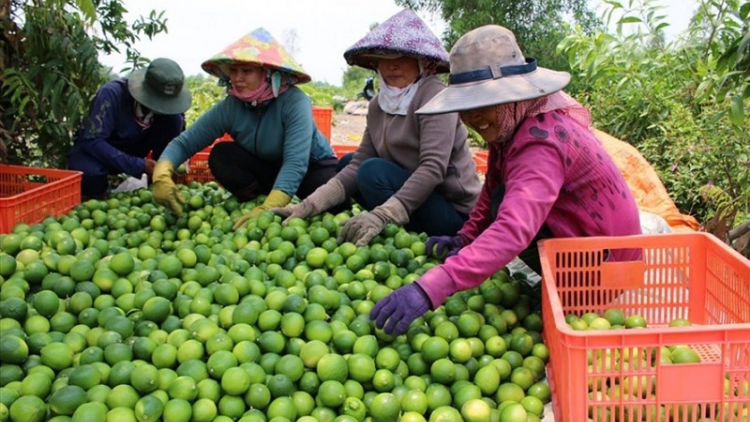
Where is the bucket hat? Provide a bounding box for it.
[201,28,311,84]
[128,58,192,115]
[417,25,571,115]
[344,9,450,73]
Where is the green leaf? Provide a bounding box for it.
[76,0,97,22]
[738,31,750,58]
[619,16,643,24]
[729,95,745,127]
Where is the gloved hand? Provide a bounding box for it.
[232,190,291,230]
[272,179,346,224]
[370,283,431,335]
[425,235,466,259]
[152,160,185,217]
[338,197,409,247]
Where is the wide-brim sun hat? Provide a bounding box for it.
[343,9,450,73]
[201,28,311,84]
[128,57,192,115]
[417,25,571,115]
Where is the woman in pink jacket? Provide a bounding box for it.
[371,25,642,335]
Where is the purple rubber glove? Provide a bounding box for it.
[425,235,466,259]
[370,283,431,335]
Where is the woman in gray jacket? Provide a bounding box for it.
[273,9,481,246]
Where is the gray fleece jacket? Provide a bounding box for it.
[336,75,481,215]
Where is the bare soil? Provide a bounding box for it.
[329,110,487,154]
[330,112,368,145]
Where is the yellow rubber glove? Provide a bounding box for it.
[233,189,291,230]
[152,160,185,217]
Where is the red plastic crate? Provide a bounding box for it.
[332,144,358,158]
[473,150,488,173]
[540,233,750,422]
[313,106,333,142]
[0,165,82,233]
[174,152,215,185]
[200,133,234,153]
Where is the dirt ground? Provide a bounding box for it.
[330,110,486,151]
[330,112,368,145]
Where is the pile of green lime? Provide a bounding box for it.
[0,182,554,422]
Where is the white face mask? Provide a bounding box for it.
[376,63,425,116]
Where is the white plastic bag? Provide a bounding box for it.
[639,210,673,234]
[112,174,148,193]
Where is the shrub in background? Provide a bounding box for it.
[559,0,749,255]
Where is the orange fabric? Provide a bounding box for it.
[593,128,700,232]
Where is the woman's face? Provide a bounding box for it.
[459,106,500,144]
[227,64,265,92]
[377,57,420,89]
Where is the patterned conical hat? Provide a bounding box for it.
[201,27,311,84]
[344,9,449,73]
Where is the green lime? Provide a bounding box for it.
[163,398,192,422]
[135,394,164,422]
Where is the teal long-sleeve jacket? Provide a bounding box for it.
[160,86,335,197]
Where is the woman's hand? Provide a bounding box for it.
[370,283,432,335]
[144,158,157,178]
[425,235,466,259]
[232,190,291,230]
[152,161,185,217]
[271,202,315,224]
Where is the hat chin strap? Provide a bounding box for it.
[449,58,537,84]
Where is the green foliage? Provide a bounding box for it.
[685,0,750,132]
[1,0,168,167]
[182,77,350,123]
[559,0,749,253]
[298,82,344,110]
[557,1,691,143]
[341,66,376,100]
[184,76,226,128]
[639,101,749,223]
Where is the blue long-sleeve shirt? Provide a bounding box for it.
[69,78,184,177]
[160,86,335,197]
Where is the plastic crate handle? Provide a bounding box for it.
[600,258,646,289]
[554,247,646,290]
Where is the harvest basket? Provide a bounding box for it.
[313,106,333,141]
[332,144,358,158]
[473,150,488,173]
[540,233,750,422]
[175,152,215,185]
[199,133,234,153]
[0,165,82,233]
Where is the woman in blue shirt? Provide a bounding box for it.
[152,28,337,224]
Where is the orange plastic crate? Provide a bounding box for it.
[0,165,82,233]
[332,144,358,158]
[175,152,215,185]
[540,233,750,422]
[473,150,488,173]
[313,106,333,141]
[200,133,234,154]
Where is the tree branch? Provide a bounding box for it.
[728,219,750,242]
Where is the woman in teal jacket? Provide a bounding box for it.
[152,28,337,224]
